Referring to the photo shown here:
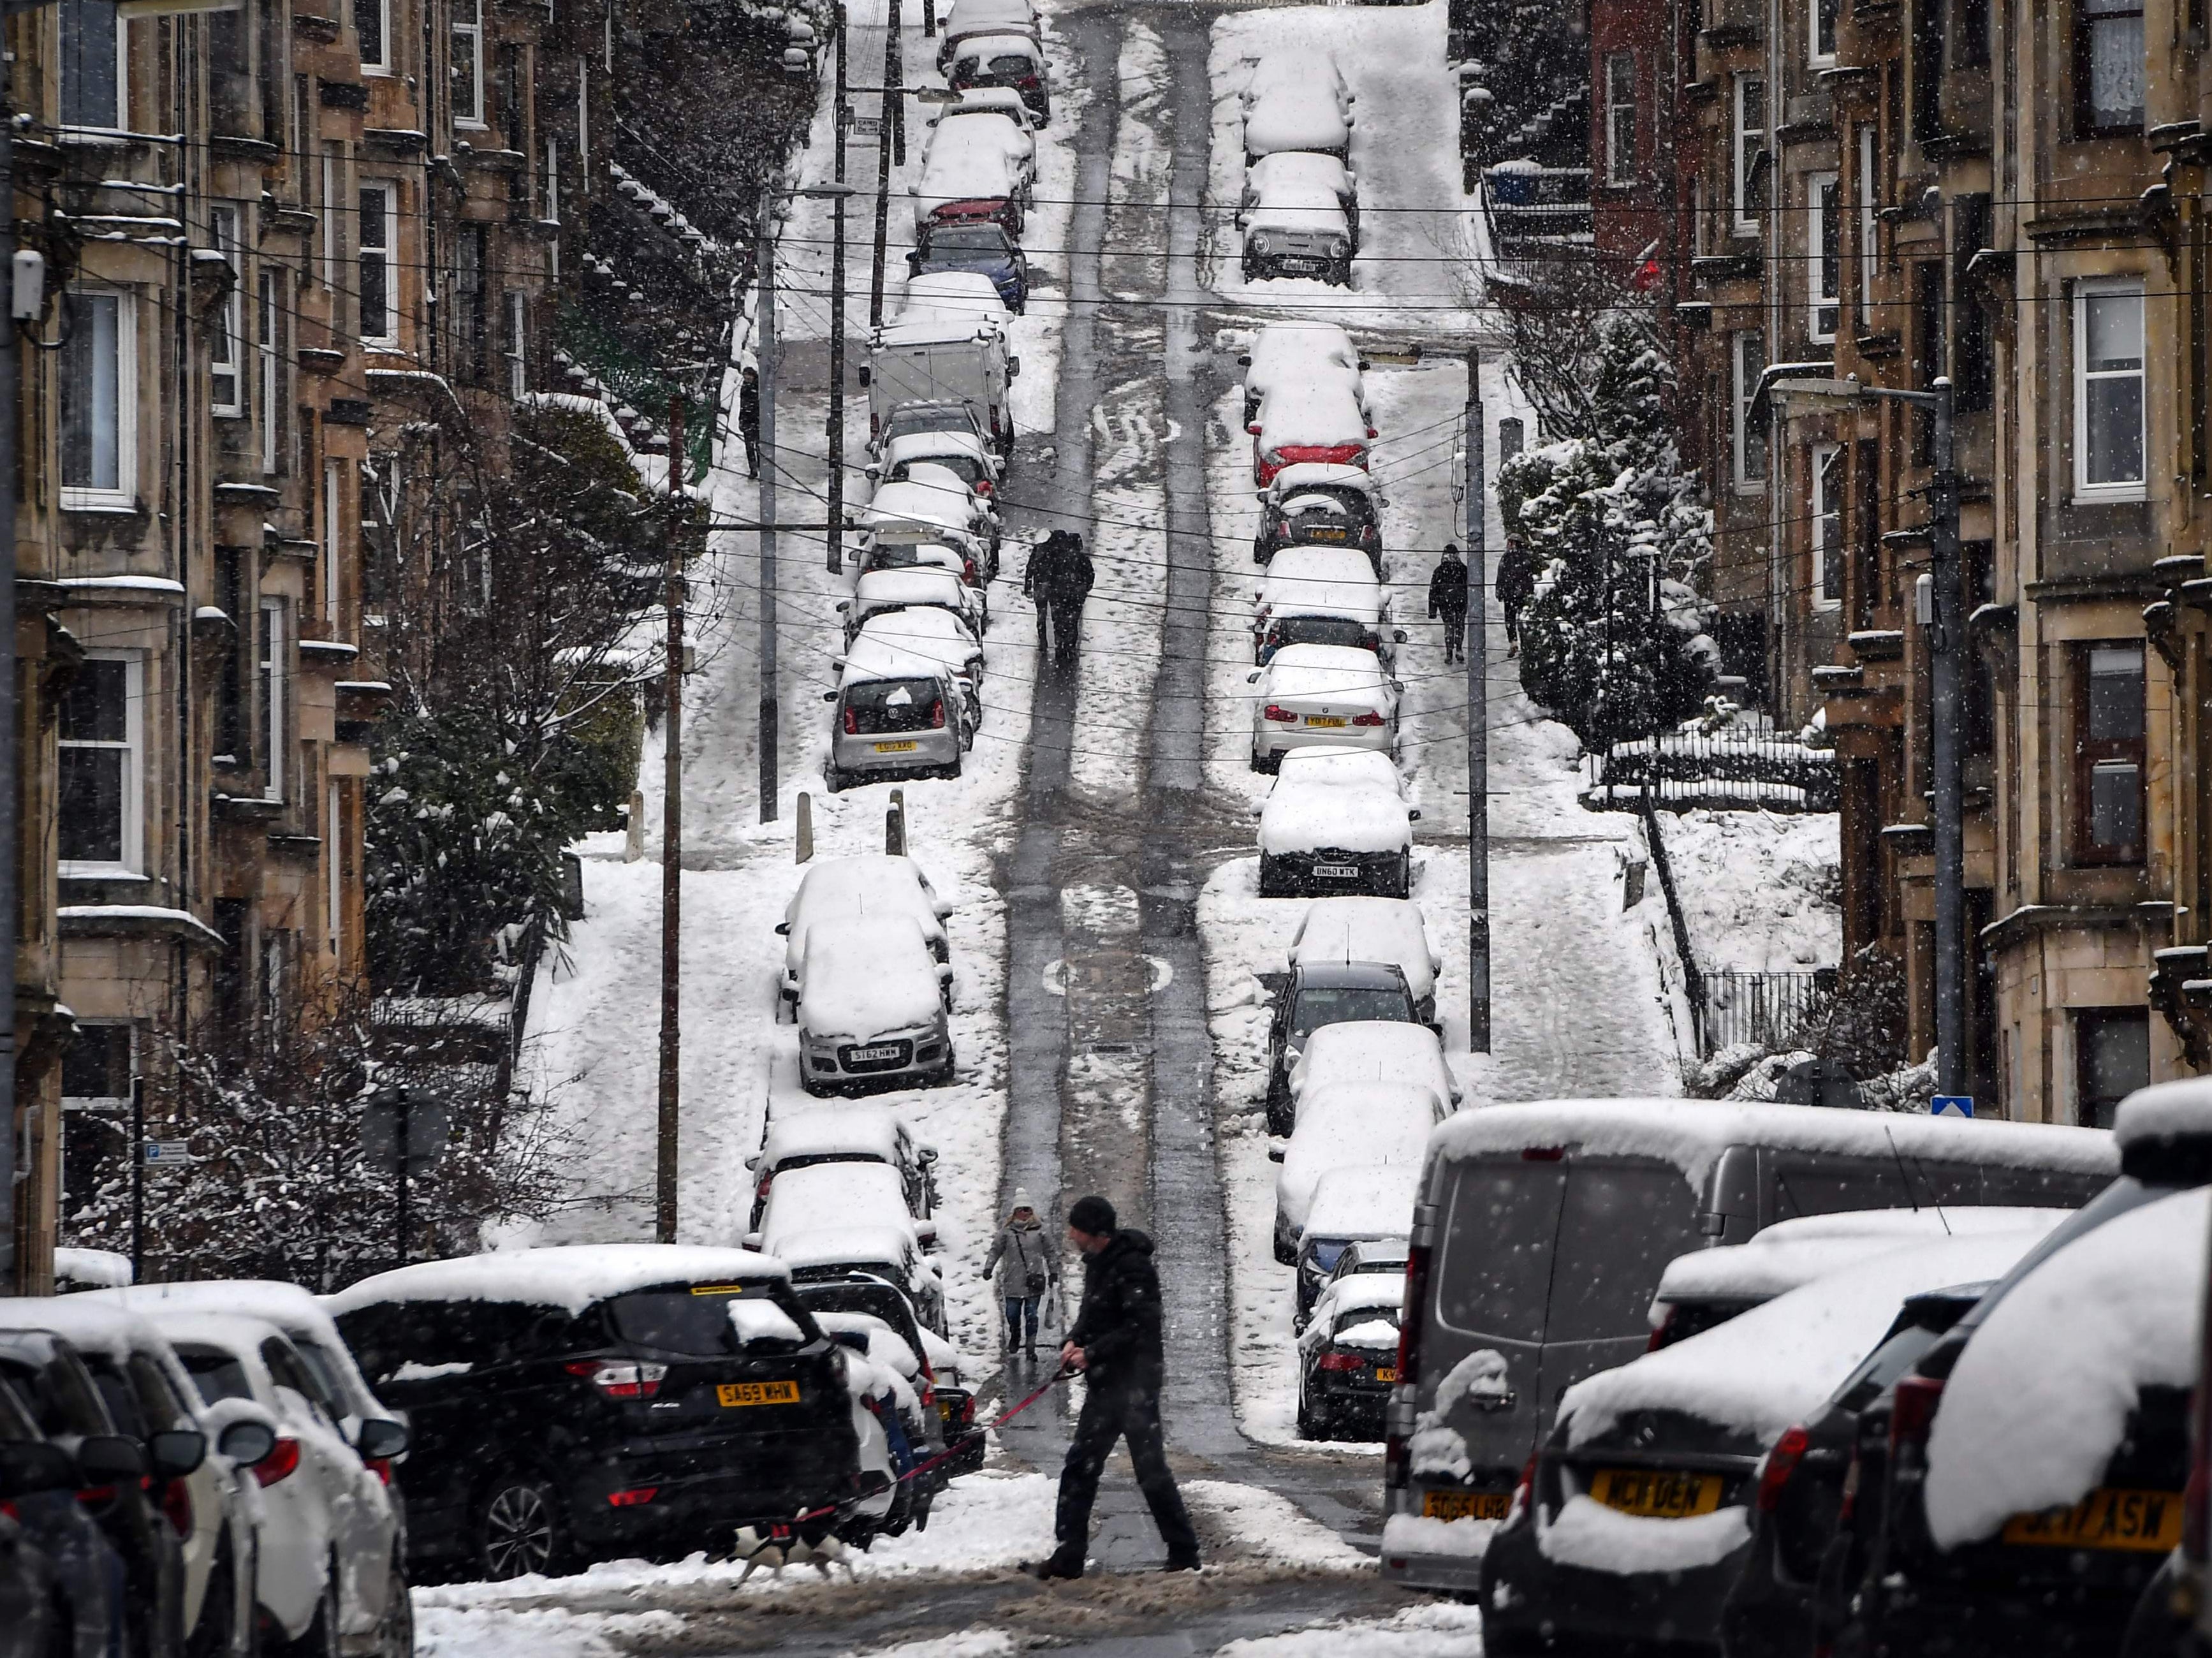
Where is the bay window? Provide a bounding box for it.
[2074,643,2145,865]
[2074,278,2146,500]
[61,289,133,509]
[59,652,143,875]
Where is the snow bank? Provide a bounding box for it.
[1924,1185,2210,1547]
[1381,1511,1493,1559]
[1537,1495,1751,1576]
[1563,1229,2056,1449]
[52,1247,132,1289]
[1654,809,1840,974]
[415,1604,684,1658]
[329,1245,785,1316]
[1215,1602,1488,1658]
[1183,1478,1370,1570]
[1653,1208,2067,1309]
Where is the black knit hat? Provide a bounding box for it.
[1068,1194,1117,1236]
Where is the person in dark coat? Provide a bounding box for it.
[1428,543,1470,664]
[1495,536,1536,658]
[1027,1194,1200,1580]
[1025,532,1067,654]
[737,367,762,479]
[1050,535,1094,664]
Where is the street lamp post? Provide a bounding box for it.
[1762,372,1963,1099]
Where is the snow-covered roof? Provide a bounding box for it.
[327,1245,787,1317]
[877,311,1007,350]
[770,1225,922,1275]
[1245,322,1359,393]
[943,0,1036,37]
[761,1104,911,1169]
[1426,1099,2118,1192]
[853,610,981,678]
[883,427,993,467]
[862,480,977,536]
[839,629,965,696]
[1280,1082,1442,1231]
[1290,1020,1455,1107]
[861,543,968,582]
[1245,90,1352,158]
[1260,777,1412,856]
[1255,374,1369,442]
[108,1280,391,1418]
[788,855,951,924]
[1317,1275,1408,1321]
[763,1161,916,1247]
[1289,897,1439,988]
[1261,644,1395,708]
[1303,1163,1422,1239]
[1925,1184,2209,1546]
[914,126,1027,211]
[1276,746,1402,793]
[0,1293,168,1367]
[1560,1227,2057,1449]
[1257,547,1385,622]
[922,109,1032,174]
[797,916,942,1038]
[949,30,1039,64]
[2111,1076,2212,1153]
[854,568,974,609]
[1245,48,1351,111]
[897,462,988,504]
[1652,1207,2069,1309]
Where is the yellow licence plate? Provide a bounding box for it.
[2002,1488,2183,1552]
[1590,1467,1724,1519]
[1423,1489,1511,1522]
[1375,1367,1400,1383]
[1306,715,1347,728]
[717,1381,801,1408]
[1305,527,1347,540]
[874,740,919,753]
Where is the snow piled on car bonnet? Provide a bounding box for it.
[1924,1185,2210,1548]
[326,1244,787,1316]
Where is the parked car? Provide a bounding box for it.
[811,1314,943,1538]
[1287,897,1442,1024]
[856,537,981,606]
[774,1226,949,1337]
[0,1504,66,1658]
[330,1244,864,1576]
[146,1310,404,1652]
[1282,1017,1460,1137]
[839,568,988,650]
[791,1272,981,1478]
[1479,1227,2061,1658]
[937,82,1043,133]
[1271,1079,1445,1263]
[1256,747,1419,899]
[1238,322,1365,429]
[923,98,1036,177]
[1261,962,1423,1129]
[858,478,995,587]
[823,639,974,792]
[1251,381,1375,487]
[778,854,955,1018]
[1243,150,1358,238]
[1243,47,1352,115]
[1379,1098,2118,1597]
[1242,186,1355,285]
[872,427,1004,496]
[1252,545,1400,665]
[1833,1082,2212,1658]
[1296,1275,1403,1441]
[847,609,984,734]
[866,295,1017,459]
[1249,643,1400,772]
[1325,1235,1410,1294]
[1293,1163,1419,1325]
[752,1161,939,1263]
[796,915,958,1093]
[910,133,1029,237]
[948,34,1048,124]
[881,462,1003,566]
[0,1343,137,1658]
[909,219,1029,312]
[874,397,1000,461]
[747,1104,941,1231]
[935,0,1037,70]
[1254,464,1384,570]
[1243,84,1352,165]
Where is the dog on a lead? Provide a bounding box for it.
[732,1524,855,1583]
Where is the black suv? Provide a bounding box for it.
[1262,960,1420,1133]
[331,1246,867,1580]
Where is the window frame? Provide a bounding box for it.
[2074,1007,2150,1129]
[327,780,343,957]
[58,649,145,878]
[260,597,288,803]
[1732,74,1766,238]
[59,286,136,511]
[358,180,398,348]
[1857,125,1879,321]
[504,290,527,398]
[1808,171,1840,343]
[1732,329,1768,492]
[1811,0,1839,64]
[209,206,244,418]
[452,0,485,128]
[2072,276,2148,503]
[258,268,280,474]
[2071,640,2147,867]
[1812,443,1844,609]
[59,0,129,132]
[1604,50,1637,187]
[2074,0,2146,136]
[354,0,389,73]
[323,457,343,629]
[61,1020,135,1109]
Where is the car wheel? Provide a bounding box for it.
[1329,261,1352,287]
[1272,1215,1296,1266]
[823,765,846,795]
[1295,1386,1326,1440]
[275,1560,341,1658]
[1258,856,1284,899]
[476,1476,573,1581]
[1394,852,1412,898]
[800,1070,829,1097]
[934,1049,958,1085]
[372,1555,413,1658]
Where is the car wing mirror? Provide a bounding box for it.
[774,921,791,935]
[354,1417,410,1462]
[74,1434,146,1485]
[216,1419,277,1465]
[823,690,840,704]
[1407,809,1421,822]
[1250,802,1266,818]
[1265,1138,1289,1163]
[1247,671,1262,684]
[0,1440,77,1498]
[1393,630,1408,644]
[147,1428,207,1481]
[743,1231,765,1250]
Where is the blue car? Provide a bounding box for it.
[909,223,1029,313]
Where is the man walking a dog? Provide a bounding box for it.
[1027,1194,1201,1579]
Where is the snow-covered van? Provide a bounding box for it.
[865,298,1019,458]
[1381,1099,2118,1595]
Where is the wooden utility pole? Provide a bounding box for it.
[657,395,685,1244]
[1466,348,1490,1053]
[871,0,900,328]
[828,1,849,574]
[757,195,782,823]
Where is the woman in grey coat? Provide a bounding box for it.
[982,1189,1058,1358]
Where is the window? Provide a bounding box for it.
[60,0,126,129]
[61,291,132,510]
[2074,1008,2149,1128]
[543,137,560,226]
[258,269,280,474]
[323,458,344,627]
[2074,643,2145,864]
[1808,173,1840,341]
[1733,330,1768,490]
[1812,0,1838,61]
[358,182,395,346]
[1812,444,1843,608]
[456,228,487,383]
[261,930,289,1025]
[61,1022,131,1226]
[62,1022,132,1106]
[216,548,247,765]
[260,598,287,802]
[1857,125,1879,319]
[59,652,143,875]
[354,0,388,71]
[2076,0,2145,134]
[210,207,243,416]
[504,291,527,398]
[320,144,340,291]
[1732,75,1766,236]
[1604,52,1637,186]
[327,781,344,956]
[2076,279,2146,499]
[453,0,484,125]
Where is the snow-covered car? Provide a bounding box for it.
[1242,150,1358,238]
[813,1313,944,1537]
[753,1161,939,1263]
[859,477,995,586]
[1479,1227,2063,1658]
[795,915,957,1092]
[1238,322,1365,429]
[938,82,1044,133]
[1248,643,1400,771]
[875,397,998,460]
[1252,545,1399,664]
[888,459,1003,562]
[778,854,954,1016]
[1287,896,1443,1023]
[773,1226,948,1337]
[874,426,1004,495]
[1381,1099,2118,1598]
[911,120,1032,235]
[1297,1275,1403,1441]
[1284,1018,1461,1136]
[791,1272,983,1477]
[847,609,984,733]
[1271,1078,1445,1263]
[909,218,1030,312]
[839,568,988,650]
[747,1104,941,1231]
[948,33,1048,124]
[149,1310,404,1649]
[935,0,1037,70]
[1243,84,1352,165]
[1326,1235,1410,1294]
[1838,1080,2212,1658]
[1294,1163,1421,1325]
[1254,463,1384,570]
[1256,747,1419,899]
[1242,185,1355,285]
[1243,46,1352,115]
[330,1245,867,1573]
[0,1337,138,1658]
[1250,379,1376,486]
[1263,962,1424,1131]
[22,1294,273,1658]
[823,636,974,792]
[923,103,1034,182]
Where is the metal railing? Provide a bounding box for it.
[1700,968,1839,1055]
[1586,728,1840,812]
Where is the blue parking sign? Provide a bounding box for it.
[1931,1094,1974,1118]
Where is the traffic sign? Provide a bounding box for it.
[142,1141,192,1164]
[1931,1094,1974,1118]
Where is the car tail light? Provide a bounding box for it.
[76,1486,115,1506]
[958,1393,976,1425]
[929,698,946,729]
[1017,75,1039,89]
[974,478,993,497]
[1352,711,1386,727]
[564,1360,668,1400]
[0,1501,15,1522]
[252,1439,301,1488]
[161,1478,193,1537]
[2186,1455,2208,1562]
[606,1486,659,1508]
[756,1172,773,1208]
[1391,1241,1433,1433]
[990,408,1002,437]
[1757,1425,1810,1513]
[1263,704,1298,723]
[1317,1351,1366,1372]
[963,557,978,585]
[1646,1304,1678,1351]
[366,1458,393,1486]
[1889,1374,1945,1457]
[1505,1451,1539,1525]
[842,707,858,735]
